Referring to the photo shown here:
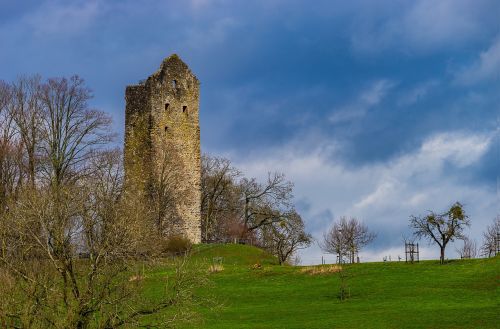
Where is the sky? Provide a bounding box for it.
[1,0,499,264]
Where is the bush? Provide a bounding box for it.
[162,235,192,255]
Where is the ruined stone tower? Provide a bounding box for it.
[124,54,201,243]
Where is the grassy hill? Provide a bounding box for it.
[144,244,499,329]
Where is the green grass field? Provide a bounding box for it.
[144,244,499,329]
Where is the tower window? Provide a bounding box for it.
[182,105,187,113]
[165,103,169,111]
[172,80,177,88]
[164,126,168,133]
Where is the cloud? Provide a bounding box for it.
[329,79,395,124]
[350,0,498,54]
[234,130,495,263]
[454,37,500,85]
[23,0,102,37]
[0,0,497,264]
[183,17,240,50]
[418,132,491,167]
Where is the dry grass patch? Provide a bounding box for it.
[251,263,263,270]
[300,265,342,275]
[209,264,224,273]
[128,274,145,282]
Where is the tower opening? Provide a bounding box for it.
[165,103,169,111]
[172,80,177,88]
[183,105,187,113]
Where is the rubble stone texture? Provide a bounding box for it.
[124,54,201,243]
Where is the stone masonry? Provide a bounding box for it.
[124,54,201,243]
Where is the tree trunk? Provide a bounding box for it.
[440,246,445,264]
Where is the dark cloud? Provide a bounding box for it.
[1,0,498,262]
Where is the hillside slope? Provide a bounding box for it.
[148,245,500,329]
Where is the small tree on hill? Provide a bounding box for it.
[321,216,375,264]
[456,236,477,259]
[481,216,500,257]
[239,172,293,233]
[260,210,312,265]
[410,202,470,264]
[201,154,241,242]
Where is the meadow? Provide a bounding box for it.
[142,244,499,329]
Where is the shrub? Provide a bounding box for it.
[162,235,192,255]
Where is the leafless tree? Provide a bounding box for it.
[38,75,114,187]
[456,236,478,259]
[410,202,470,264]
[200,154,240,242]
[0,75,208,328]
[344,217,376,263]
[239,172,293,233]
[481,216,500,257]
[260,210,312,265]
[150,143,186,236]
[321,216,375,264]
[10,76,43,187]
[0,81,24,210]
[0,138,204,329]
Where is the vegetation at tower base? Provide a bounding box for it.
[0,75,207,328]
[125,54,202,243]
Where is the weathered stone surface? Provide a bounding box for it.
[124,54,201,243]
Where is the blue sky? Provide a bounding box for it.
[1,0,499,263]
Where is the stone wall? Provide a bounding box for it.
[124,54,201,243]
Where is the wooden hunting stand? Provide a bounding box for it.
[405,242,419,263]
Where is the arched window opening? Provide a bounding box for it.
[172,80,177,88]
[165,103,169,111]
[182,105,187,113]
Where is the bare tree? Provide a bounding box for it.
[240,172,293,233]
[321,220,346,263]
[410,202,470,264]
[344,217,376,263]
[321,216,375,264]
[38,76,113,187]
[10,76,43,187]
[0,75,207,328]
[0,140,204,329]
[0,81,24,210]
[456,236,478,259]
[260,210,312,265]
[201,154,240,242]
[150,144,186,236]
[481,216,500,257]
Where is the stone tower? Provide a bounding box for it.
[124,54,201,243]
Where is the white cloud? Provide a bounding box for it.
[234,131,495,263]
[454,37,500,85]
[419,132,491,167]
[329,79,395,124]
